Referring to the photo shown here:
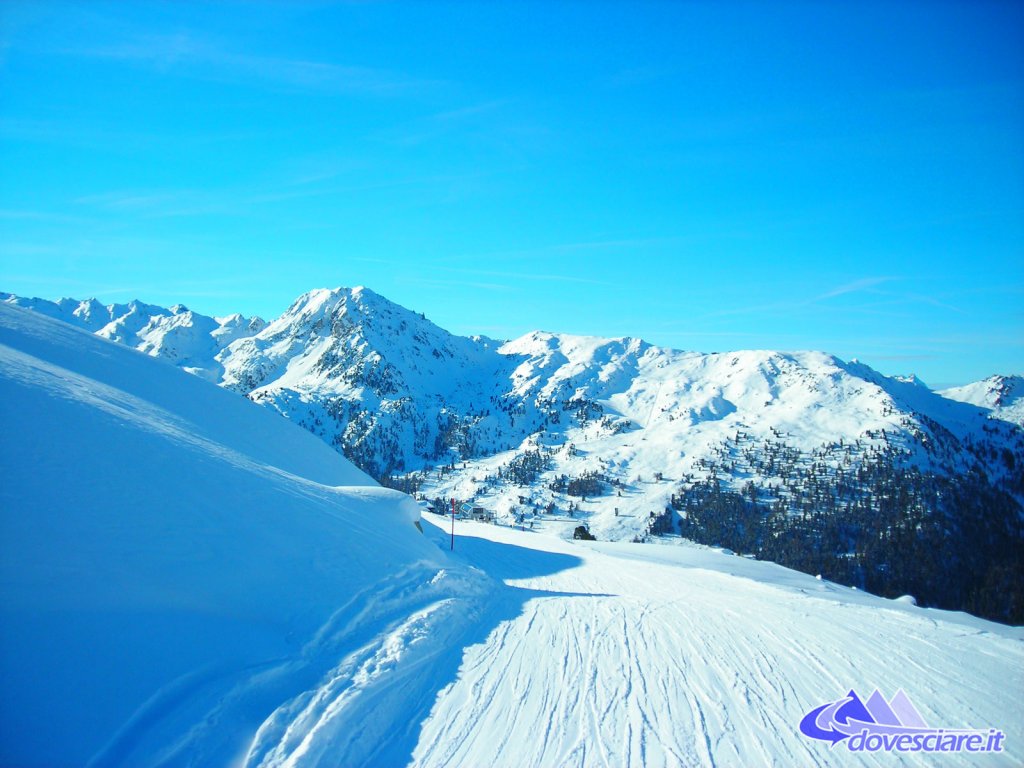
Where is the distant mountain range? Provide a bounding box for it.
[5,287,1023,621]
[5,286,1021,474]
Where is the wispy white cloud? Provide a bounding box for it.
[655,329,805,340]
[869,354,940,361]
[71,188,234,219]
[443,235,691,263]
[0,209,92,224]
[0,115,266,151]
[438,266,615,287]
[813,276,897,301]
[347,256,393,265]
[606,66,666,88]
[397,276,513,293]
[546,236,689,253]
[921,332,1024,348]
[698,300,800,321]
[0,243,72,256]
[74,190,202,211]
[69,170,486,219]
[428,100,508,124]
[694,276,970,323]
[817,279,967,316]
[376,99,512,148]
[2,275,273,305]
[62,31,442,95]
[900,292,966,315]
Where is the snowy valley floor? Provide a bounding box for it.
[404,516,1022,768]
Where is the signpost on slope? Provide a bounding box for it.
[450,497,456,551]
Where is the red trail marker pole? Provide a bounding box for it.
[450,497,456,551]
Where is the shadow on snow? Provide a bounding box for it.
[370,526,613,768]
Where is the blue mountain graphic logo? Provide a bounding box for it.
[799,689,1005,754]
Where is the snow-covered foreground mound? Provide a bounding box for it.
[417,515,1023,767]
[0,303,492,767]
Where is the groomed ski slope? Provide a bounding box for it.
[412,516,1023,768]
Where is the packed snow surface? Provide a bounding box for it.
[1,302,1022,766]
[412,517,1022,767]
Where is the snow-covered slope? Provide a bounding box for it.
[941,375,1024,427]
[0,303,489,767]
[411,517,1023,767]
[2,302,1021,766]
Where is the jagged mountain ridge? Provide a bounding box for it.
[0,292,267,383]
[219,287,521,476]
[4,287,1022,526]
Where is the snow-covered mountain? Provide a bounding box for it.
[0,292,266,382]
[3,300,1022,766]
[5,287,1023,622]
[6,287,1019,500]
[941,374,1024,427]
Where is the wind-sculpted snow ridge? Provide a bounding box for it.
[241,566,495,768]
[0,303,496,767]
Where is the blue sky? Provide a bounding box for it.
[1,1,1021,388]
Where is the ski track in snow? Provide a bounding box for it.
[239,565,492,768]
[90,516,1024,768]
[406,518,1022,768]
[84,562,501,768]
